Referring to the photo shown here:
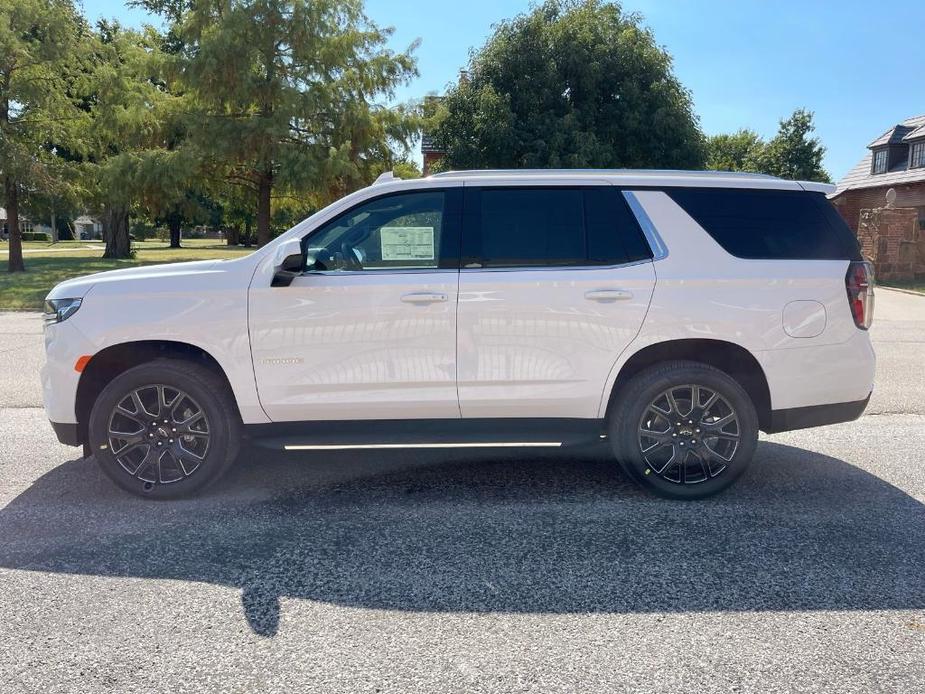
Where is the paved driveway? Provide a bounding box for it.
[0,290,923,693]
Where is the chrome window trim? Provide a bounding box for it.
[298,260,653,277]
[299,268,457,277]
[622,190,669,261]
[458,258,652,274]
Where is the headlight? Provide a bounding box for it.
[43,298,82,326]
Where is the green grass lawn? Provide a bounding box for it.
[0,239,254,310]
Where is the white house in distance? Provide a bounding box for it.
[0,209,102,240]
[0,208,53,238]
[73,215,103,240]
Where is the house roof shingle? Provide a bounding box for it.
[867,124,917,148]
[834,115,925,196]
[902,123,925,142]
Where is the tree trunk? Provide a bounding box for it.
[168,215,182,248]
[226,224,240,247]
[4,177,24,273]
[256,169,273,247]
[102,206,132,259]
[243,220,253,247]
[50,208,58,244]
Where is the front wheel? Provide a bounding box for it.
[609,361,759,500]
[88,359,241,499]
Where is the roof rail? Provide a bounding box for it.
[429,168,779,180]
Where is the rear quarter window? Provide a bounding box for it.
[667,188,862,261]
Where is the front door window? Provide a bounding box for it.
[305,191,451,272]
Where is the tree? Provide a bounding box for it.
[140,0,420,246]
[760,109,829,182]
[430,0,704,170]
[705,129,764,173]
[0,0,87,271]
[83,21,200,258]
[705,110,830,183]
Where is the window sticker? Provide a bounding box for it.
[380,226,435,261]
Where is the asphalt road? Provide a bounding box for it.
[1,289,923,693]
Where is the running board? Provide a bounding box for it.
[244,418,606,451]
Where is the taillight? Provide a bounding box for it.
[845,261,875,330]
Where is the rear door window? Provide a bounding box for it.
[666,188,862,260]
[462,187,653,268]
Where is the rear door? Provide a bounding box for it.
[456,185,656,418]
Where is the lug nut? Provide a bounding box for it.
[169,439,174,443]
[148,433,154,438]
[157,442,163,447]
[672,433,677,437]
[679,442,685,446]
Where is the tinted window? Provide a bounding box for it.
[586,187,653,264]
[305,191,459,271]
[464,187,652,268]
[667,188,862,260]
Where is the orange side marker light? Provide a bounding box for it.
[74,355,93,373]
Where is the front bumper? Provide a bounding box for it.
[41,319,92,426]
[764,392,871,434]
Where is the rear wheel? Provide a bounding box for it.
[88,359,241,499]
[609,361,758,499]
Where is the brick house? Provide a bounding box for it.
[830,115,925,281]
[420,132,445,176]
[830,114,925,232]
[420,95,446,176]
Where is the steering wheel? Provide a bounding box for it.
[339,242,363,270]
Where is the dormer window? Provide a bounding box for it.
[872,148,888,174]
[911,141,925,169]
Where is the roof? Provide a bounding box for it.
[835,115,925,196]
[73,215,100,225]
[423,169,835,193]
[902,123,925,142]
[868,123,918,148]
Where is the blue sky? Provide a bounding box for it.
[80,0,925,180]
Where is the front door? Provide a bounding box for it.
[457,185,656,418]
[249,188,462,422]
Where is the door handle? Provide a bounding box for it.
[401,292,448,304]
[584,289,633,302]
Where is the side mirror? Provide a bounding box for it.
[271,238,305,287]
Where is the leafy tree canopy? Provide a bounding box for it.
[430,0,705,170]
[761,109,829,182]
[1,0,90,270]
[706,109,830,182]
[137,0,420,245]
[705,129,764,173]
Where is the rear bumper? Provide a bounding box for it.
[763,393,871,434]
[50,421,82,447]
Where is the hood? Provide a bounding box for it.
[46,260,223,300]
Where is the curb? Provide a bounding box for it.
[878,285,925,298]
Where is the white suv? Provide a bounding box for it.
[41,170,875,500]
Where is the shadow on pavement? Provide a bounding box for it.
[1,441,922,637]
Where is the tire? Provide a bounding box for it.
[87,359,241,499]
[608,361,758,500]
